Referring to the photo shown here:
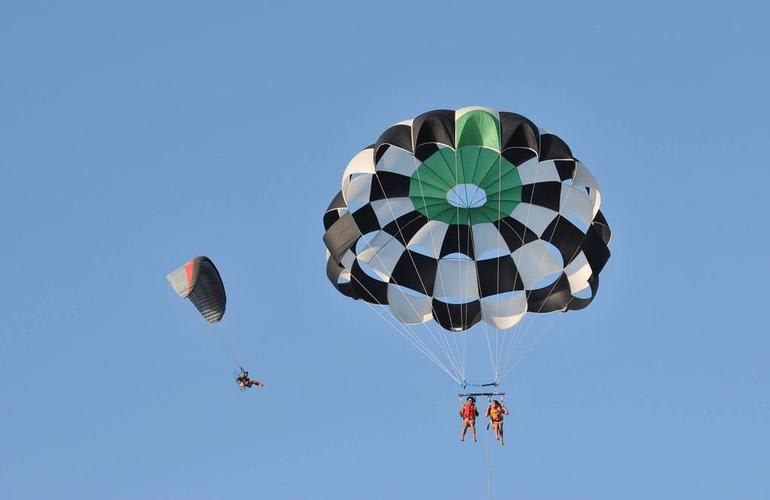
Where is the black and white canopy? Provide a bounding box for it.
[323,107,611,333]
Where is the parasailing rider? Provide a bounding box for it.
[485,398,509,446]
[459,396,479,442]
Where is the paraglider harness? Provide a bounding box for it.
[236,370,248,389]
[235,368,261,390]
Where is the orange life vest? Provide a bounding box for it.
[462,404,478,419]
[489,406,503,422]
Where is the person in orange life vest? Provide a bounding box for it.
[459,396,479,442]
[485,399,509,446]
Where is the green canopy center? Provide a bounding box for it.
[409,146,523,226]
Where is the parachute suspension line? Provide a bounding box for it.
[495,287,524,378]
[483,150,512,386]
[411,157,468,382]
[503,155,577,376]
[455,150,472,380]
[220,322,244,368]
[347,262,450,374]
[372,164,467,383]
[349,274,462,384]
[490,151,510,385]
[482,321,499,384]
[413,148,489,384]
[435,149,468,382]
[496,327,504,384]
[447,148,466,381]
[502,283,579,378]
[500,315,529,379]
[426,319,465,383]
[499,316,531,379]
[460,324,469,376]
[506,306,567,377]
[461,146,483,383]
[494,150,504,385]
[495,155,548,380]
[507,180,576,363]
[500,178,583,375]
[348,264,463,385]
[456,145,485,384]
[353,219,465,383]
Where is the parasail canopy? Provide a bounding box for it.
[322,107,611,385]
[323,107,610,332]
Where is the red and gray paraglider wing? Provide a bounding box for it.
[166,256,226,324]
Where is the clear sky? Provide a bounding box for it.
[2,1,769,499]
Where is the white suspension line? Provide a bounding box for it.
[357,241,464,381]
[366,168,467,381]
[348,272,462,384]
[412,148,469,380]
[500,174,585,377]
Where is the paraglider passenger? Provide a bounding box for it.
[236,368,264,389]
[485,399,509,446]
[459,396,479,442]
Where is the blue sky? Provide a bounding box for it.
[2,1,769,499]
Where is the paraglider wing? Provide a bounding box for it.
[166,256,226,323]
